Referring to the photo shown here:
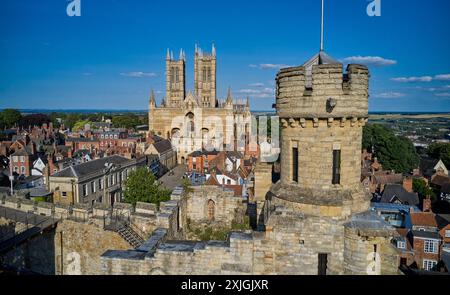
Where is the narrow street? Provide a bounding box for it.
[158,165,187,191]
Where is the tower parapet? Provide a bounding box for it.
[276,63,369,119]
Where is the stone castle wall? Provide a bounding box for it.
[0,191,184,275]
[186,186,246,227]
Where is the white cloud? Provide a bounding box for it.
[120,71,157,78]
[249,64,292,70]
[249,83,264,87]
[391,76,433,83]
[238,87,275,98]
[341,56,397,67]
[373,92,406,99]
[435,74,450,81]
[435,92,450,97]
[238,89,260,94]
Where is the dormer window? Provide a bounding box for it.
[397,241,406,249]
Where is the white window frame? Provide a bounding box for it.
[20,156,25,163]
[424,239,439,254]
[62,192,67,197]
[423,259,437,271]
[99,179,103,190]
[445,230,450,238]
[91,181,96,193]
[397,241,406,249]
[20,166,25,174]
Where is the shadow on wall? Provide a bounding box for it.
[0,228,56,275]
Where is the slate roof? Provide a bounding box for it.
[381,184,420,206]
[431,175,450,187]
[11,147,33,156]
[188,149,220,157]
[420,157,441,178]
[52,155,132,178]
[411,230,440,240]
[66,137,98,143]
[152,139,173,154]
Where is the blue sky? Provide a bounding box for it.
[1,0,449,111]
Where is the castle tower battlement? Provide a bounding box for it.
[269,59,370,218]
[276,64,369,119]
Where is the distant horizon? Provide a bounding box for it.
[2,108,450,116]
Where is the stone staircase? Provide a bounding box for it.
[104,216,145,249]
[117,224,145,249]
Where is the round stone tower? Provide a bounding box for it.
[269,52,371,218]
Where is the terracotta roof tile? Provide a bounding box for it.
[410,213,438,227]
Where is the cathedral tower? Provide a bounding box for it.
[194,44,217,107]
[166,48,186,107]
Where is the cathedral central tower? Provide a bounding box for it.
[194,44,217,107]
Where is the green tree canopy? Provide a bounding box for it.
[72,120,91,132]
[362,124,419,174]
[123,168,170,207]
[0,109,22,128]
[413,178,436,202]
[427,142,450,168]
[112,114,140,129]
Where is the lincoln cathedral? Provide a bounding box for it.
[148,45,252,163]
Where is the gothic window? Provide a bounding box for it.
[332,149,341,185]
[175,68,179,82]
[202,66,207,81]
[207,199,215,221]
[170,67,174,84]
[207,67,211,82]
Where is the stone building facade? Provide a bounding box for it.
[149,45,252,164]
[50,155,146,206]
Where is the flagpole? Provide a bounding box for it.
[320,0,325,51]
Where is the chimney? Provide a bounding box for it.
[47,154,55,175]
[403,177,413,193]
[423,198,432,213]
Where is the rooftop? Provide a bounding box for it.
[52,155,133,179]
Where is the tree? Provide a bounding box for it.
[427,143,450,168]
[181,178,193,197]
[112,114,140,129]
[0,109,22,128]
[63,114,82,130]
[72,120,90,132]
[362,124,419,174]
[123,168,170,207]
[413,178,436,202]
[18,114,50,128]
